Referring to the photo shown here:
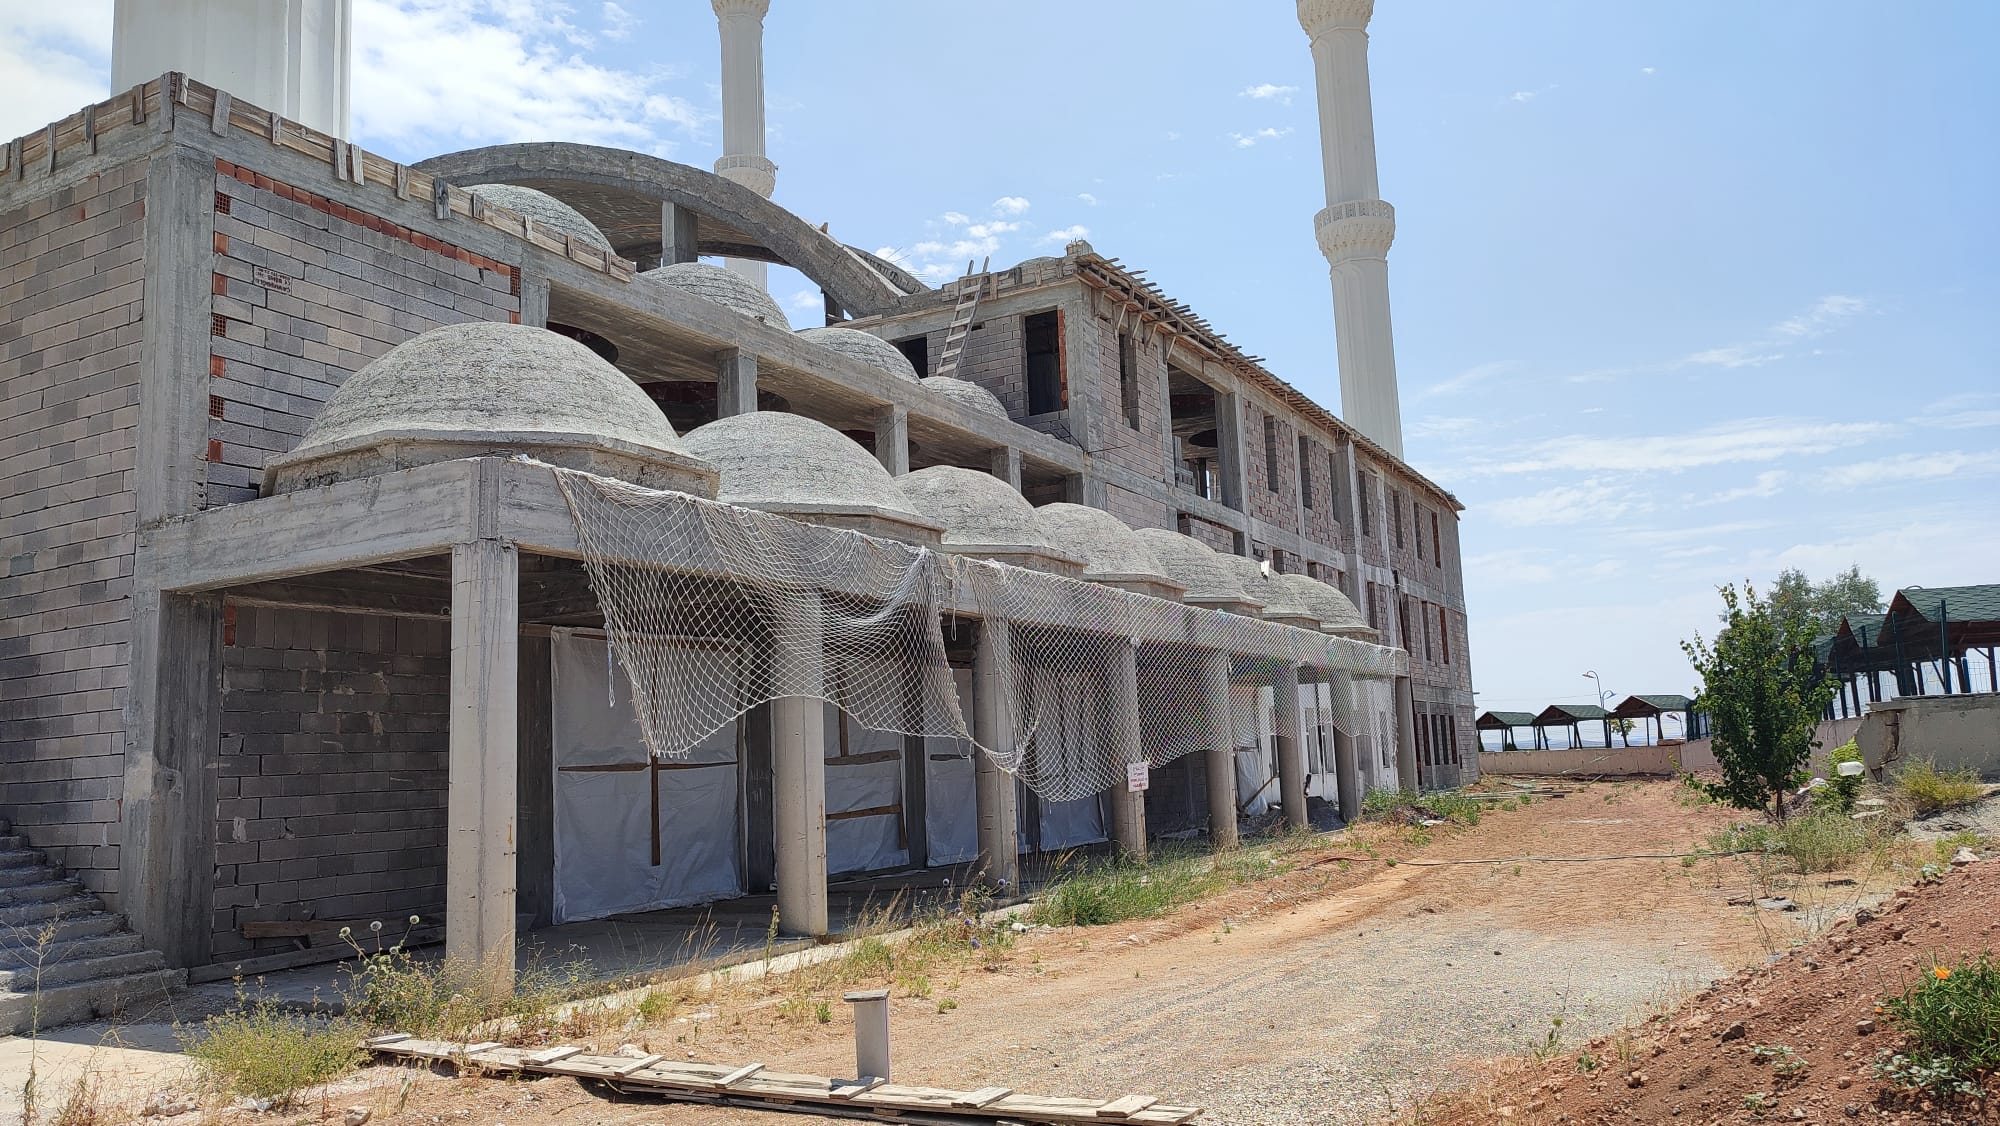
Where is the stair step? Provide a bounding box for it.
[0,948,167,992]
[0,866,58,889]
[0,931,143,972]
[0,897,100,928]
[0,849,45,870]
[0,880,83,907]
[0,968,187,1036]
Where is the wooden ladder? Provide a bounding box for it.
[931,256,989,380]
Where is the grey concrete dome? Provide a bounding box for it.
[920,376,1006,417]
[797,327,920,382]
[680,411,941,543]
[265,322,716,495]
[1032,504,1184,599]
[1131,529,1265,613]
[466,184,612,252]
[1277,573,1369,634]
[640,262,791,329]
[1221,556,1317,626]
[897,467,1081,574]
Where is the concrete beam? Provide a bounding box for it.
[1215,389,1249,513]
[973,619,1019,890]
[874,405,909,476]
[663,202,700,266]
[135,147,216,522]
[1273,663,1307,829]
[988,447,1023,491]
[1202,649,1238,848]
[717,348,758,417]
[446,539,520,986]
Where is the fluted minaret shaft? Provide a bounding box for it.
[1299,0,1404,459]
[713,0,776,288]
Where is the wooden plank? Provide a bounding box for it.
[1095,1095,1158,1118]
[956,1087,1012,1108]
[828,1078,884,1100]
[524,1046,583,1065]
[363,1033,411,1047]
[612,1053,666,1076]
[713,1062,765,1089]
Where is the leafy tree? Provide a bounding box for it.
[1766,565,1884,638]
[1683,581,1837,821]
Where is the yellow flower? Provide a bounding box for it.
[1933,966,1952,981]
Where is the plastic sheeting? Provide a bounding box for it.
[551,631,741,924]
[924,668,979,867]
[827,707,908,875]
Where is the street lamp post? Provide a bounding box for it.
[1583,670,1615,747]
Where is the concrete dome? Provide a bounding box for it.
[466,184,612,252]
[1222,557,1316,625]
[920,376,1006,417]
[680,411,940,543]
[897,467,1080,574]
[640,262,791,329]
[797,327,920,382]
[1278,573,1369,634]
[1131,530,1265,613]
[264,322,715,495]
[1032,504,1184,599]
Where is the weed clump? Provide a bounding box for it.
[1894,760,1986,817]
[1028,850,1222,928]
[181,985,363,1108]
[1874,954,2000,1100]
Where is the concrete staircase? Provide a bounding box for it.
[0,818,185,1034]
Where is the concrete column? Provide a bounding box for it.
[1108,638,1147,861]
[1328,676,1360,824]
[973,619,1020,890]
[772,591,829,937]
[717,348,758,417]
[114,0,353,138]
[1272,662,1308,829]
[1214,387,1249,512]
[712,0,776,288]
[988,446,1023,490]
[662,201,700,266]
[447,539,519,986]
[1200,649,1238,848]
[1299,0,1404,458]
[874,405,910,476]
[1393,675,1419,790]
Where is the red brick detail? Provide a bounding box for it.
[206,439,223,463]
[213,231,229,254]
[221,604,237,647]
[509,310,520,325]
[210,355,226,377]
[209,395,225,419]
[215,163,518,278]
[212,273,228,295]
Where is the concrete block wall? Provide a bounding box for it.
[1102,483,1173,534]
[1300,435,1342,553]
[210,603,449,964]
[207,161,520,504]
[1078,311,1169,480]
[1179,513,1236,555]
[0,161,149,898]
[1243,400,1298,530]
[954,311,1027,419]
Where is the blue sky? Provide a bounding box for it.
[5,1,1996,716]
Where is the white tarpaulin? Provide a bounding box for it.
[551,631,741,924]
[827,705,908,875]
[924,667,979,866]
[1017,661,1108,851]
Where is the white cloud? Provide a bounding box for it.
[786,288,823,312]
[964,220,1020,240]
[1773,294,1869,338]
[1485,480,1646,527]
[1229,126,1294,148]
[1409,416,1480,440]
[1165,130,1181,141]
[1697,470,1787,505]
[992,196,1031,215]
[1463,550,1556,585]
[1077,192,1099,206]
[600,1,635,39]
[1684,345,1784,369]
[1420,360,1516,400]
[1508,90,1538,103]
[1641,66,1657,75]
[1910,392,2000,431]
[353,0,702,155]
[1821,450,2000,489]
[1239,83,1298,104]
[0,7,112,140]
[1042,225,1090,245]
[1464,417,1896,477]
[1681,294,1872,371]
[941,211,970,226]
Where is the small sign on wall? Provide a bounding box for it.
[1125,762,1150,793]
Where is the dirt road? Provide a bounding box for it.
[348,781,1876,1126]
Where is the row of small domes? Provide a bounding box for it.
[267,321,1366,635]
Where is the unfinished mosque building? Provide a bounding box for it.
[0,0,1474,1014]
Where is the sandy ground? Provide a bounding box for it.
[0,781,1915,1125]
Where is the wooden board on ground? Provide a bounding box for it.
[368,1037,1200,1125]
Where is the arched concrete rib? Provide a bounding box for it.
[414,143,923,317]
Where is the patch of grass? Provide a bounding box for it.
[48,1064,108,1126]
[1895,760,1986,817]
[1875,954,2000,1099]
[1027,849,1224,928]
[182,985,364,1108]
[1359,787,1408,821]
[1933,831,1985,865]
[1418,790,1483,826]
[1708,812,1874,875]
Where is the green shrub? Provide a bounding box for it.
[1708,813,1870,874]
[1895,760,1986,816]
[1358,787,1408,821]
[183,987,363,1107]
[1875,954,2000,1098]
[1417,790,1483,826]
[1027,852,1222,928]
[1820,740,1864,814]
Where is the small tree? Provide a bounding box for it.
[1682,581,1836,821]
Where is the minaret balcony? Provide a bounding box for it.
[715,153,779,197]
[1314,199,1396,262]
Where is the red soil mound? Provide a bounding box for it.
[1437,858,2000,1125]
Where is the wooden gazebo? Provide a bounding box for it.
[1819,585,2000,712]
[1611,694,1700,744]
[1475,710,1538,751]
[1532,703,1612,749]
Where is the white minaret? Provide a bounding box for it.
[712,0,777,289]
[1298,0,1404,459]
[110,0,352,138]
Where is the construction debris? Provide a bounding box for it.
[366,1036,1202,1125]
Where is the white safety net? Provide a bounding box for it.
[555,467,1405,804]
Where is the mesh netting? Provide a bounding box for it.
[555,467,1405,803]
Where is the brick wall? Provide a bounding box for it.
[1082,314,1168,479]
[1245,400,1297,529]
[210,604,449,964]
[1179,513,1236,555]
[207,161,519,504]
[1102,483,1173,533]
[954,314,1026,418]
[0,161,149,897]
[1300,435,1343,552]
